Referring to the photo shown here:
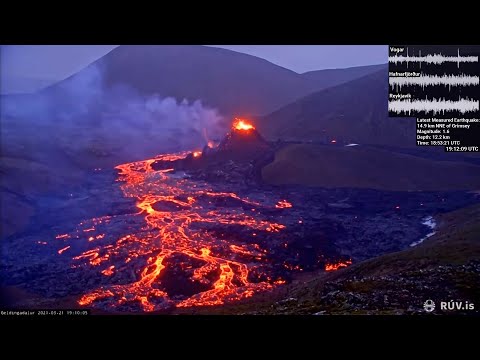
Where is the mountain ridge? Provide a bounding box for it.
[38,45,387,117]
[256,68,416,147]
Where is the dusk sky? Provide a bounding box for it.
[212,45,387,72]
[1,45,387,93]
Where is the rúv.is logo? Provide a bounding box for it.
[423,299,475,312]
[440,300,475,311]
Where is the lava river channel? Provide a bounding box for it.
[61,152,299,312]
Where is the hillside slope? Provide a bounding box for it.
[41,45,315,117]
[302,63,387,90]
[256,69,416,147]
[262,144,480,191]
[41,46,389,118]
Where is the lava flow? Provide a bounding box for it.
[325,260,352,271]
[67,151,292,312]
[276,200,293,209]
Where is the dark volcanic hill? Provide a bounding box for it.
[256,69,417,147]
[301,63,387,91]
[42,45,314,117]
[215,125,270,161]
[40,46,387,118]
[262,143,480,191]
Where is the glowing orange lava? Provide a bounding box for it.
[325,260,352,271]
[233,118,255,131]
[67,151,288,312]
[58,246,71,255]
[276,200,293,209]
[101,266,115,276]
[193,151,202,158]
[202,128,218,149]
[94,234,105,240]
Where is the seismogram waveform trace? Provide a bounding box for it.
[389,49,478,68]
[388,97,479,115]
[389,74,480,90]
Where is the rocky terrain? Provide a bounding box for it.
[2,142,478,311]
[189,203,480,315]
[263,261,480,315]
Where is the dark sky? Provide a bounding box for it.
[1,45,387,93]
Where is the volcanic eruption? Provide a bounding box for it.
[151,118,271,171]
[42,116,353,313]
[214,118,270,161]
[233,119,255,131]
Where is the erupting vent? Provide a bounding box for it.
[233,118,255,131]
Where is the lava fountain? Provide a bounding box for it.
[233,118,255,131]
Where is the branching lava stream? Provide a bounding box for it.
[67,152,293,312]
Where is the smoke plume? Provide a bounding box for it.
[1,62,226,169]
